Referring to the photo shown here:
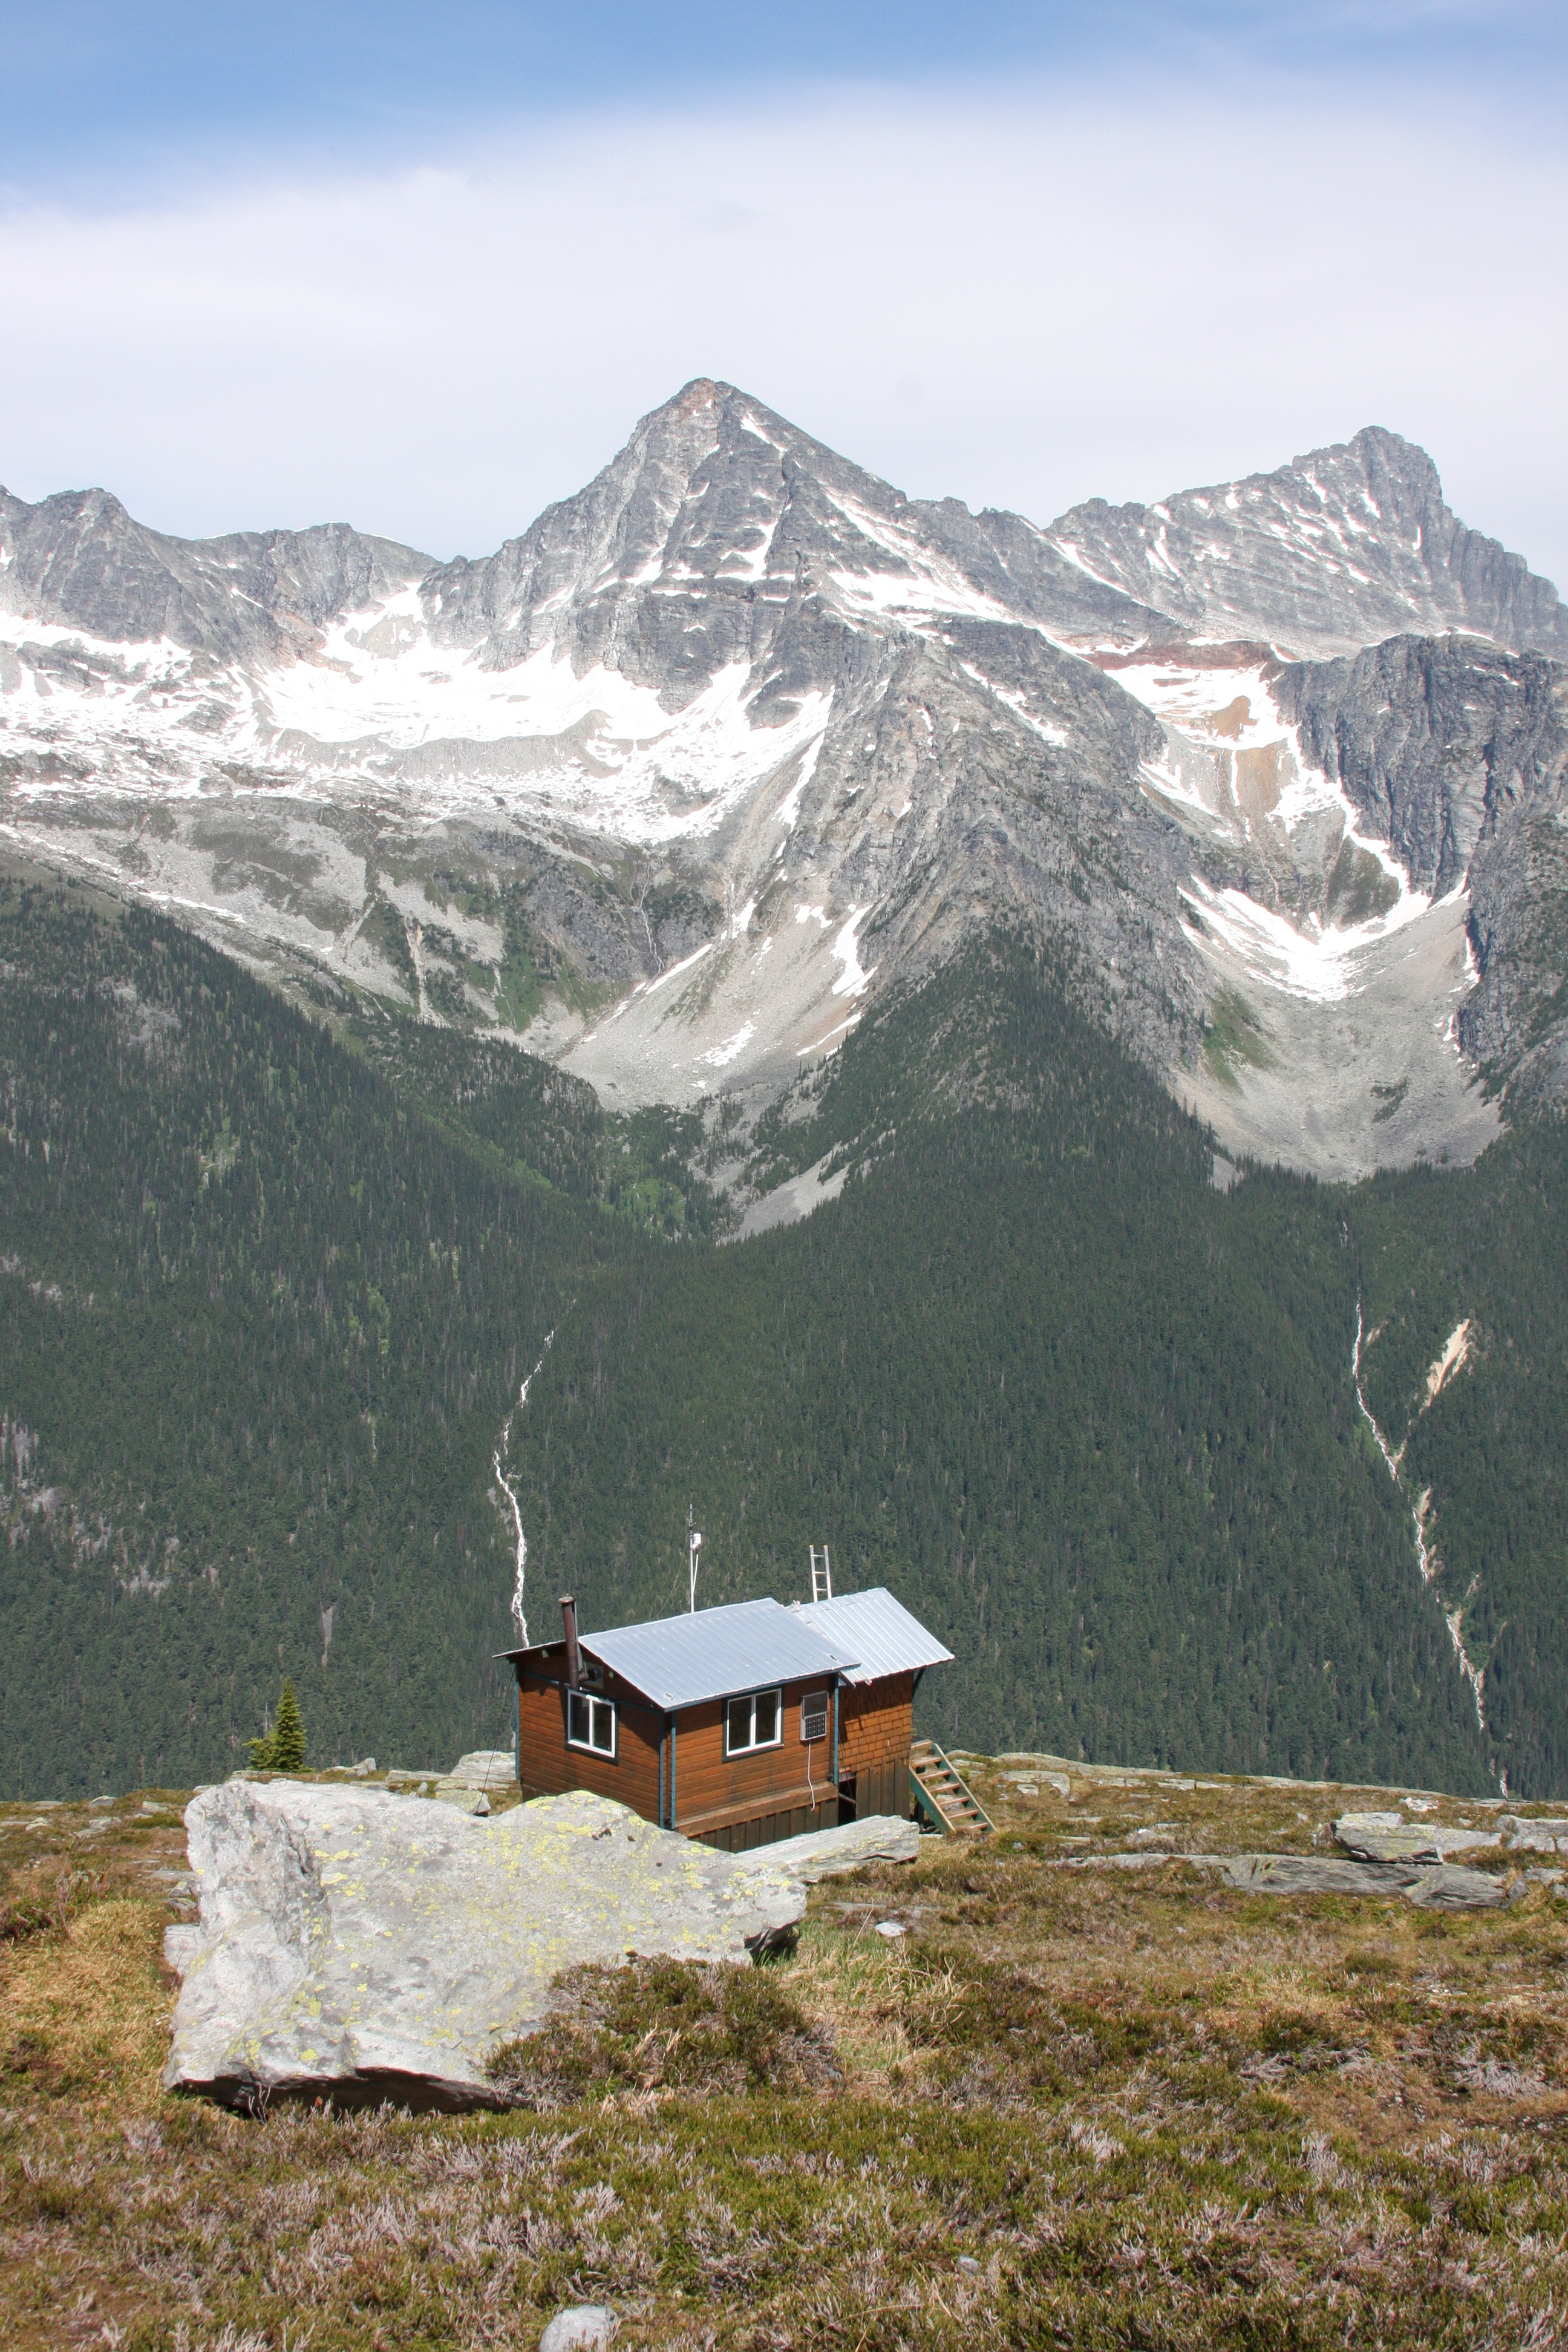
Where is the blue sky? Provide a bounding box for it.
[7,4,1564,193]
[2,2,1565,580]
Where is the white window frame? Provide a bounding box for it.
[566,1687,618,1760]
[724,1686,783,1758]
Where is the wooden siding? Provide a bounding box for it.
[515,1643,662,1818]
[843,1757,910,1820]
[837,1671,914,1817]
[698,1802,836,1852]
[668,1677,841,1835]
[512,1649,916,1844]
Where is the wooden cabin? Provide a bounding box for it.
[503,1587,953,1852]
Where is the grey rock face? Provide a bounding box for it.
[1273,638,1568,1101]
[165,1780,806,2111]
[415,378,1168,700]
[1040,428,1568,660]
[0,485,430,663]
[6,379,1568,1186]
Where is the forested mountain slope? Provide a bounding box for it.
[0,883,584,1794]
[3,884,1561,1799]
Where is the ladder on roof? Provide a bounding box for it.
[909,1739,994,1838]
[809,1545,832,1603]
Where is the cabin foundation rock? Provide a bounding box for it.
[163,1781,806,2112]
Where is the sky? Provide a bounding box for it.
[2,2,1566,584]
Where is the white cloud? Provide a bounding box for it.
[1,82,1564,587]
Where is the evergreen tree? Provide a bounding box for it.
[271,1678,306,1773]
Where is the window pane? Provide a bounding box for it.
[567,1690,589,1746]
[753,1689,779,1745]
[727,1695,751,1753]
[590,1698,614,1755]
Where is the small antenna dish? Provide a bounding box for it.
[688,1503,704,1614]
[809,1544,832,1603]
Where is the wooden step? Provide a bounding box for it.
[909,1740,994,1838]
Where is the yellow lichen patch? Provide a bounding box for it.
[1,1897,170,2112]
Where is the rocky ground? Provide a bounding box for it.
[1,1759,1565,2349]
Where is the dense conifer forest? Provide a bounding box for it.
[0,881,1562,1798]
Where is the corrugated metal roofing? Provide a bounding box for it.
[581,1596,860,1711]
[794,1587,955,1684]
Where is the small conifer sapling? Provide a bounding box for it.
[270,1677,307,1773]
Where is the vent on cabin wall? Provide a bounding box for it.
[801,1691,828,1743]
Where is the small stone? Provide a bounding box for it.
[538,2306,615,2352]
[875,1919,906,1939]
[956,2255,981,2276]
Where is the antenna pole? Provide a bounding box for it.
[688,1503,703,1613]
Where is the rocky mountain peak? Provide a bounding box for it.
[0,483,429,662]
[5,387,1568,1192]
[1040,426,1568,661]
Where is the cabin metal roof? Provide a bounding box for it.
[580,1596,860,1711]
[793,1587,955,1684]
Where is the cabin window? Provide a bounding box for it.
[567,1688,617,1759]
[724,1687,782,1757]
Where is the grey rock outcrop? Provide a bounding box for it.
[165,1780,806,2111]
[1500,1817,1568,1854]
[1193,1853,1509,1907]
[1333,1810,1501,1864]
[733,1814,920,1884]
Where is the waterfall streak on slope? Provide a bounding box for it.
[1352,1301,1491,1743]
[492,1328,558,1644]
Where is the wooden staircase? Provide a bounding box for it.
[909,1739,994,1838]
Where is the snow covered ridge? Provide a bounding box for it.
[3,379,1567,1189]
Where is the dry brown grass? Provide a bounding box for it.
[0,1774,1564,2350]
[1,1898,169,2112]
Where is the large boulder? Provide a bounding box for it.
[165,1783,805,2112]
